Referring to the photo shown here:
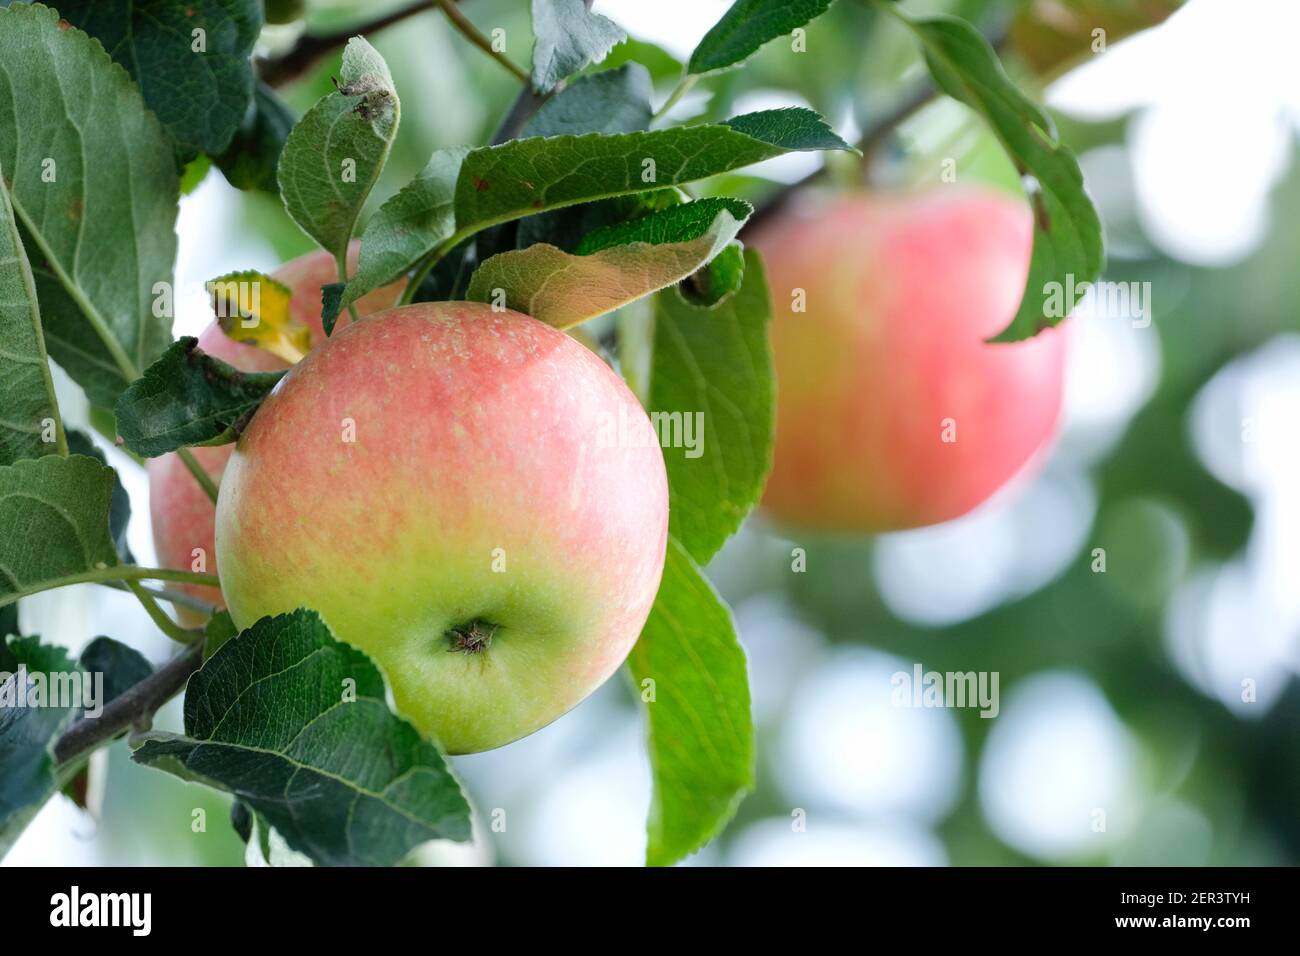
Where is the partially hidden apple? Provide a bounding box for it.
[749,188,1068,533]
[147,245,404,623]
[214,302,670,754]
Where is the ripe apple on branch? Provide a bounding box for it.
[0,0,1128,869]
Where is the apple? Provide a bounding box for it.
[147,245,404,623]
[749,188,1067,532]
[213,302,670,754]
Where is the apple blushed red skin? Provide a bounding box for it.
[214,302,670,754]
[749,188,1068,532]
[146,245,404,622]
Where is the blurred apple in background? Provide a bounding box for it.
[147,245,404,622]
[750,188,1068,533]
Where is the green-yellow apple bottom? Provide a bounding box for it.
[214,302,671,754]
[750,187,1068,533]
[147,245,404,624]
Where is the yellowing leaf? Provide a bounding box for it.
[206,270,308,364]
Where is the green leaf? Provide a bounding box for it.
[899,12,1104,341]
[530,0,626,93]
[180,153,213,194]
[320,282,345,337]
[201,610,238,662]
[0,455,119,612]
[133,609,473,866]
[410,107,846,299]
[278,38,400,260]
[216,80,297,194]
[575,197,749,254]
[515,190,673,255]
[78,636,151,709]
[0,635,80,859]
[648,250,774,564]
[688,0,836,75]
[341,146,470,311]
[264,0,304,25]
[0,167,63,464]
[115,337,285,458]
[467,198,751,328]
[681,241,745,306]
[500,65,658,260]
[65,431,134,564]
[599,37,683,84]
[525,63,654,138]
[452,107,852,242]
[56,0,263,157]
[0,602,15,639]
[0,3,179,406]
[628,538,753,866]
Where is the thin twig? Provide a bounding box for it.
[742,81,940,235]
[176,447,218,505]
[434,0,528,83]
[487,0,598,145]
[258,0,442,87]
[54,640,205,765]
[127,580,202,645]
[743,18,1015,237]
[404,0,602,296]
[490,84,554,145]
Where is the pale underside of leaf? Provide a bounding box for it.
[466,206,747,328]
[530,0,627,93]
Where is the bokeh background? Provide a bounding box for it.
[7,0,1300,866]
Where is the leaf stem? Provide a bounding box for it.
[401,237,456,305]
[54,639,205,766]
[9,196,140,386]
[100,581,218,616]
[176,446,219,505]
[651,74,698,124]
[434,0,529,83]
[1,175,68,456]
[335,248,361,325]
[0,565,222,611]
[127,580,201,644]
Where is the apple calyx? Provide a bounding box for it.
[446,619,499,655]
